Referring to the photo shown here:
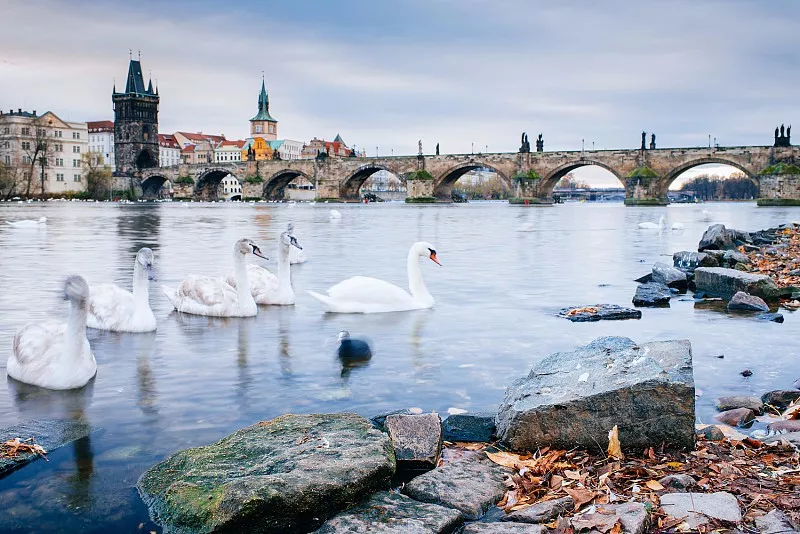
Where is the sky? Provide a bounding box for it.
[2,0,799,186]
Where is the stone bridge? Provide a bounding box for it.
[136,144,800,205]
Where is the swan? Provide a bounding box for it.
[7,275,97,390]
[638,215,665,230]
[224,225,302,305]
[6,216,47,227]
[286,223,307,264]
[671,222,685,230]
[519,222,535,232]
[330,209,342,220]
[87,248,157,332]
[308,241,441,313]
[163,238,267,317]
[701,209,712,221]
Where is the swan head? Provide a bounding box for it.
[235,238,268,260]
[338,330,350,342]
[413,241,442,266]
[63,275,89,303]
[38,216,47,223]
[281,225,302,250]
[136,248,156,280]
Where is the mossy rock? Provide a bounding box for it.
[626,167,658,179]
[137,413,395,534]
[624,197,669,206]
[405,196,438,203]
[175,176,195,185]
[757,198,800,206]
[508,197,552,205]
[758,162,800,175]
[406,170,434,181]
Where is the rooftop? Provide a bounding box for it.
[88,120,114,132]
[1,108,38,118]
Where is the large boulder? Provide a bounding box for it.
[673,251,718,272]
[632,282,671,307]
[694,267,781,301]
[137,413,395,534]
[496,337,695,451]
[727,291,769,312]
[698,224,751,252]
[652,262,688,291]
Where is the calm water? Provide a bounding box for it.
[0,200,798,532]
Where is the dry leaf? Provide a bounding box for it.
[645,480,665,491]
[485,451,523,469]
[550,474,564,489]
[607,425,624,460]
[564,486,597,510]
[564,469,582,480]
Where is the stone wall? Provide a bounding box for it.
[757,174,800,206]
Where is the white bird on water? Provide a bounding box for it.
[163,238,267,317]
[638,215,665,230]
[5,216,47,228]
[308,241,442,313]
[519,222,535,232]
[87,248,157,332]
[7,275,97,390]
[329,209,342,220]
[225,224,303,305]
[671,222,685,231]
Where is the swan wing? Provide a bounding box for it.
[225,265,278,295]
[87,283,134,330]
[327,276,414,305]
[177,275,235,306]
[9,321,95,389]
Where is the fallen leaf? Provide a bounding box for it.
[645,480,665,491]
[564,486,597,510]
[550,474,564,489]
[564,469,583,480]
[607,425,624,460]
[485,451,523,469]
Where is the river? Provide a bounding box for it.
[0,200,798,532]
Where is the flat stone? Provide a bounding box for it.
[767,420,800,434]
[755,509,799,534]
[316,491,463,534]
[558,304,641,322]
[762,390,800,410]
[442,413,496,443]
[652,262,688,291]
[632,282,671,307]
[571,502,649,534]
[0,419,93,475]
[496,337,695,451]
[723,250,750,267]
[402,452,511,520]
[462,523,547,533]
[728,291,770,312]
[763,431,800,447]
[503,496,574,524]
[759,313,785,323]
[659,474,696,491]
[696,425,725,441]
[370,409,412,431]
[715,396,764,415]
[715,407,756,428]
[694,267,781,301]
[386,413,443,471]
[660,492,742,529]
[698,224,751,252]
[137,413,395,534]
[674,251,718,272]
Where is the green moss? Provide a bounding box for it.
[508,197,552,205]
[757,198,800,206]
[406,170,434,181]
[626,166,658,179]
[405,196,437,203]
[242,196,262,202]
[243,176,264,183]
[758,162,800,175]
[513,169,541,180]
[175,176,195,185]
[624,197,669,206]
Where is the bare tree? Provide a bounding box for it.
[0,114,55,198]
[81,152,113,199]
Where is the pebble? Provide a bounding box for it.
[660,492,742,529]
[658,474,697,491]
[715,396,764,415]
[754,509,799,534]
[502,496,574,524]
[696,425,725,441]
[714,407,756,428]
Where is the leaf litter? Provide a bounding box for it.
[1,437,48,461]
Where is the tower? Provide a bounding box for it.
[112,57,159,174]
[250,78,278,141]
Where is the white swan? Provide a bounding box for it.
[638,215,665,230]
[225,225,302,305]
[519,222,535,232]
[87,248,157,332]
[163,238,266,317]
[330,209,342,220]
[286,223,307,264]
[6,216,47,227]
[308,241,441,313]
[671,222,685,230]
[7,276,97,390]
[701,209,712,221]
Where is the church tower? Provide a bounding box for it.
[250,79,278,141]
[112,57,159,174]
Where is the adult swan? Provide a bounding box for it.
[308,241,441,313]
[7,275,97,390]
[163,238,267,317]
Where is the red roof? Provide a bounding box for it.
[158,134,179,148]
[176,131,226,144]
[219,139,245,148]
[87,120,114,132]
[181,145,196,153]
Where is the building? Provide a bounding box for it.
[87,120,115,166]
[0,109,88,195]
[241,137,274,161]
[267,139,303,160]
[173,131,226,149]
[215,140,245,163]
[180,144,196,165]
[113,58,159,174]
[220,175,242,200]
[301,134,353,159]
[158,134,181,167]
[249,79,278,141]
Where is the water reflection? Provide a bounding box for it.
[7,376,94,422]
[65,436,94,511]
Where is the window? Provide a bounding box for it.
[54,130,62,138]
[22,156,31,164]
[72,132,80,139]
[73,159,80,167]
[255,125,262,133]
[73,174,81,182]
[23,172,30,181]
[73,146,80,153]
[56,173,64,182]
[3,155,10,164]
[37,129,45,137]
[1,141,8,149]
[21,141,31,150]
[269,125,274,134]
[21,127,30,136]
[56,158,64,166]
[53,143,62,152]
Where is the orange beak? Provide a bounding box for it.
[430,252,442,266]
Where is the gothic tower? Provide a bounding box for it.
[249,79,278,141]
[113,57,159,174]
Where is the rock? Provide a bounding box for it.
[632,282,672,307]
[673,251,718,272]
[766,420,800,434]
[658,474,696,491]
[137,413,395,534]
[652,262,689,291]
[316,491,463,534]
[694,267,781,301]
[759,313,785,323]
[795,377,800,390]
[696,425,725,441]
[503,496,574,524]
[715,396,764,415]
[402,452,510,520]
[462,524,547,534]
[385,413,443,471]
[742,369,754,377]
[0,419,93,475]
[442,413,496,443]
[370,409,412,431]
[762,390,800,410]
[714,407,755,428]
[728,292,770,312]
[698,224,749,251]
[764,432,800,447]
[634,273,652,283]
[660,492,742,529]
[558,304,641,322]
[496,337,695,451]
[571,502,649,534]
[723,250,750,267]
[755,509,799,534]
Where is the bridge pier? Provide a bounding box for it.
[757,164,800,206]
[510,171,552,205]
[405,170,437,203]
[622,167,669,206]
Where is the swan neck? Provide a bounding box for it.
[132,261,150,306]
[67,299,88,356]
[277,243,291,287]
[407,247,431,303]
[234,251,256,313]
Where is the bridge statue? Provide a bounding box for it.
[519,132,530,153]
[435,143,439,156]
[650,133,656,150]
[418,139,423,155]
[789,125,792,143]
[641,131,646,150]
[536,133,543,152]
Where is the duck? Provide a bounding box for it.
[163,238,267,317]
[638,215,665,230]
[337,331,372,361]
[5,216,47,227]
[224,225,302,305]
[87,248,157,332]
[7,275,97,390]
[308,241,441,313]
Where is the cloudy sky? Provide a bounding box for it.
[2,0,798,185]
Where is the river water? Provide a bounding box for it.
[0,200,798,532]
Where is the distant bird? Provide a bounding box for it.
[638,215,665,230]
[701,209,712,221]
[518,222,535,232]
[671,222,685,231]
[329,209,342,220]
[5,216,47,227]
[337,331,372,361]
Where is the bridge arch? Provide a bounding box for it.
[662,157,758,190]
[141,174,171,199]
[195,168,239,201]
[263,169,314,200]
[541,160,625,197]
[434,162,511,200]
[341,164,403,201]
